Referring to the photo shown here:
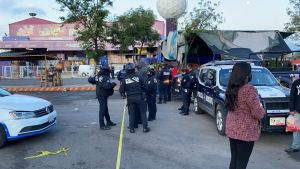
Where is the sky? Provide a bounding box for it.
[0,0,292,37]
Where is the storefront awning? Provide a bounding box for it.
[0,51,56,61]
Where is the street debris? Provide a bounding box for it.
[24,148,69,160]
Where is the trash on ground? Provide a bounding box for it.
[24,148,69,160]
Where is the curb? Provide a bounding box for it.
[7,87,97,92]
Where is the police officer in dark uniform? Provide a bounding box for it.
[167,65,173,101]
[119,63,150,133]
[117,65,127,99]
[180,67,193,115]
[135,63,148,126]
[117,65,127,81]
[88,65,117,130]
[146,67,158,121]
[158,64,172,104]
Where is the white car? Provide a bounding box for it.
[0,88,57,148]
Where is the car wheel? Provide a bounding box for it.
[194,98,205,114]
[82,73,87,77]
[0,125,7,148]
[216,104,227,136]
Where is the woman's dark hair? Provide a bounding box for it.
[225,62,252,111]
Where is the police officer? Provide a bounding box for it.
[135,62,148,126]
[167,65,173,101]
[158,64,172,104]
[120,63,150,133]
[117,65,127,82]
[119,63,150,133]
[88,65,117,130]
[180,67,193,115]
[136,62,148,78]
[117,65,127,99]
[110,65,115,79]
[147,67,158,121]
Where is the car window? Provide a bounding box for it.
[199,69,216,86]
[219,68,280,87]
[199,69,208,83]
[0,88,12,97]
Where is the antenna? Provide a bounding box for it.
[29,13,37,17]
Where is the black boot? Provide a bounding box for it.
[127,125,138,129]
[143,127,150,133]
[107,121,117,126]
[100,126,111,130]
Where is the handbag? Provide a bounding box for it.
[286,113,300,132]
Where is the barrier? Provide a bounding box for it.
[6,86,97,92]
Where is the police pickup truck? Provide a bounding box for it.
[193,60,291,135]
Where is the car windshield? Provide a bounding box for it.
[219,68,280,87]
[0,88,12,97]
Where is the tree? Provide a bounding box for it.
[285,0,300,32]
[56,0,113,68]
[109,7,161,62]
[181,0,224,64]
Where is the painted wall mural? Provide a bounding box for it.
[11,24,77,37]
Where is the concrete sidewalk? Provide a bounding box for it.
[0,78,120,92]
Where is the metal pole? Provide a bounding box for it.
[292,52,295,71]
[45,55,47,70]
[184,40,188,68]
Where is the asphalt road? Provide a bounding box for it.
[0,92,299,169]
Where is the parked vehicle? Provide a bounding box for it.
[113,65,124,76]
[0,88,57,148]
[269,68,300,88]
[78,65,95,77]
[194,60,291,135]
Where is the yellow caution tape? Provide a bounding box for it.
[24,148,69,160]
[116,99,127,169]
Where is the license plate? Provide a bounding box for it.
[270,117,285,126]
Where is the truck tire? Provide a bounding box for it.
[0,125,7,148]
[194,97,205,114]
[215,104,227,136]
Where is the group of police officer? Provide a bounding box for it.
[89,62,195,133]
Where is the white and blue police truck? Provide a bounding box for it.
[0,88,57,148]
[193,60,291,135]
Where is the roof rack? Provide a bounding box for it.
[203,59,262,67]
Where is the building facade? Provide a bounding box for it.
[0,17,165,78]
